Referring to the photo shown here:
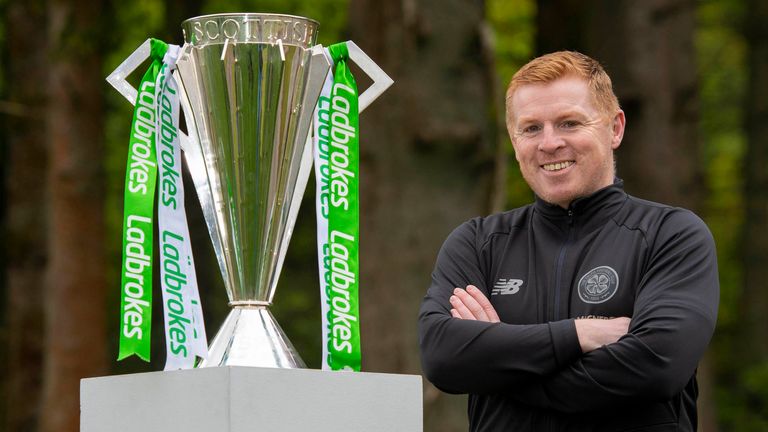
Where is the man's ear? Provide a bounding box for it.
[611,110,626,150]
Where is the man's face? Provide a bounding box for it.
[507,76,625,208]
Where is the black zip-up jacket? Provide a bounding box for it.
[418,181,719,431]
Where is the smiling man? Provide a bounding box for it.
[418,51,719,431]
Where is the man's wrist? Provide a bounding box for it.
[574,317,631,352]
[549,319,582,367]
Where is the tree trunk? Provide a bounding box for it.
[743,0,768,363]
[3,1,48,430]
[741,0,768,424]
[40,0,108,430]
[348,1,498,430]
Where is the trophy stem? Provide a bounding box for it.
[198,306,306,368]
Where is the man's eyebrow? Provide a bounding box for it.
[514,115,539,126]
[514,117,537,126]
[553,109,589,120]
[514,109,589,126]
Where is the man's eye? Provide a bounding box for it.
[521,125,541,134]
[561,120,580,128]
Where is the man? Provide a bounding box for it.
[418,51,719,431]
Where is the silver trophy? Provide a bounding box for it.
[108,13,392,368]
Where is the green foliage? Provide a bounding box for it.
[487,0,535,85]
[487,0,535,208]
[697,0,746,328]
[716,361,768,431]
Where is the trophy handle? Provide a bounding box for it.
[345,40,394,113]
[106,39,151,104]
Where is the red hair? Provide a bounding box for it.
[506,51,619,120]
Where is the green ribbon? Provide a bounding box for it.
[325,42,361,371]
[118,39,168,361]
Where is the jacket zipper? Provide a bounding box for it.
[552,210,574,320]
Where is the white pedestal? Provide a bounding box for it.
[81,367,422,432]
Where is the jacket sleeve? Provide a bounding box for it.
[418,219,582,395]
[511,210,719,412]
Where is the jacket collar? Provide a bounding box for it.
[533,179,627,233]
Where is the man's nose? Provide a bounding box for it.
[537,124,564,153]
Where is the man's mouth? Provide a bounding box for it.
[541,161,575,172]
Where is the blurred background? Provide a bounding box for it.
[1,0,766,430]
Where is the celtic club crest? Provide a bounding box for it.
[577,266,619,304]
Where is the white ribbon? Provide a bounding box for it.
[155,45,208,370]
[314,49,335,370]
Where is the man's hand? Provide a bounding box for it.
[574,317,631,352]
[449,285,500,323]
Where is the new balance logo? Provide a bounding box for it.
[491,278,523,295]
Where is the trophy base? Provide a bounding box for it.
[198,306,306,368]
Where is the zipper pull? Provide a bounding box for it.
[567,209,574,224]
